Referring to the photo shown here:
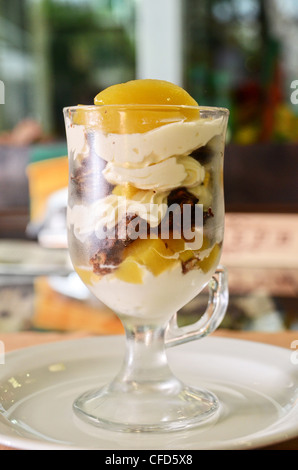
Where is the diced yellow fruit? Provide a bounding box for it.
[112,183,140,199]
[74,266,101,286]
[112,185,122,196]
[134,238,177,275]
[179,250,195,263]
[122,238,178,278]
[113,236,217,284]
[198,244,221,273]
[203,170,210,187]
[114,257,144,284]
[165,237,185,253]
[145,249,177,276]
[93,79,199,134]
[124,184,142,199]
[178,235,210,263]
[200,235,211,251]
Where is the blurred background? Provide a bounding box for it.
[0,0,297,335]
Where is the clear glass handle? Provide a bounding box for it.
[165,266,228,348]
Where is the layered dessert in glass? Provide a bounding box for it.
[65,79,227,324]
[64,79,229,432]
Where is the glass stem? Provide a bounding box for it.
[113,321,177,391]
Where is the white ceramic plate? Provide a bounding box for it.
[0,336,297,450]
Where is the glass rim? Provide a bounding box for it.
[63,104,229,115]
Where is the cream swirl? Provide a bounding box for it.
[67,190,170,243]
[93,116,225,166]
[103,155,205,192]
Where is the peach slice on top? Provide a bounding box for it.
[75,79,199,134]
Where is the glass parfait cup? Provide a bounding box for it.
[64,104,229,432]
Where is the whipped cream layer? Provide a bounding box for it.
[93,116,225,166]
[65,121,89,161]
[103,155,205,191]
[67,190,170,242]
[84,261,213,321]
[67,113,225,238]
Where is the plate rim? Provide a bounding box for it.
[0,335,297,450]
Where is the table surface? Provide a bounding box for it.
[0,328,298,451]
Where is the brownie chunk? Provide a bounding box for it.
[190,144,213,164]
[90,214,139,275]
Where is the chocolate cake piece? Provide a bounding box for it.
[181,256,200,274]
[164,187,199,238]
[90,238,129,275]
[203,207,214,222]
[90,214,141,275]
[167,187,199,208]
[89,188,214,276]
[190,144,213,164]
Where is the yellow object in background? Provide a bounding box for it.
[33,277,124,335]
[274,104,298,142]
[26,155,68,224]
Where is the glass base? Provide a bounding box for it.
[73,378,219,433]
